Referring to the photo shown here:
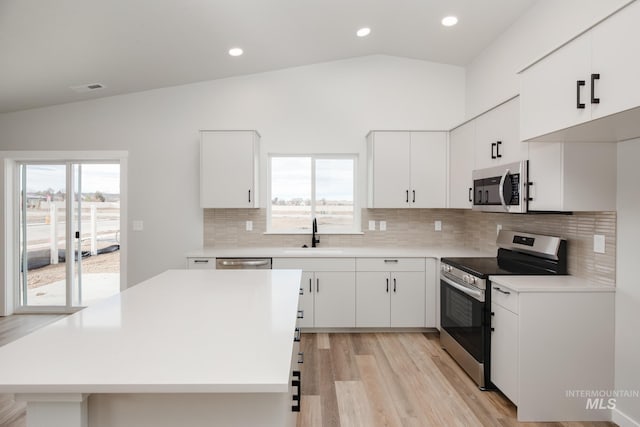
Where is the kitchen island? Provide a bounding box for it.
[0,269,303,427]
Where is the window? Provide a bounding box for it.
[269,155,357,233]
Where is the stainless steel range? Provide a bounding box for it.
[440,230,567,389]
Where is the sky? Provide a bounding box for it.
[25,164,120,194]
[271,157,354,201]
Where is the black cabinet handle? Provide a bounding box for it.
[298,351,304,364]
[491,142,497,159]
[577,80,586,109]
[316,278,319,293]
[491,327,495,332]
[299,287,304,296]
[248,189,251,203]
[406,190,409,203]
[291,370,301,412]
[386,278,389,293]
[496,141,502,158]
[297,310,304,319]
[309,278,312,293]
[193,259,209,263]
[294,327,301,342]
[468,187,473,202]
[591,73,600,104]
[493,286,511,295]
[477,189,482,204]
[393,278,397,293]
[485,190,489,204]
[412,190,416,203]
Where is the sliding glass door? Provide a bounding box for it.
[18,162,121,310]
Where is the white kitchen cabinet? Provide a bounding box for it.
[272,258,356,328]
[527,142,616,211]
[489,279,614,422]
[367,131,447,208]
[200,130,260,208]
[520,1,640,142]
[355,258,426,328]
[186,257,215,269]
[490,288,519,405]
[448,121,475,209]
[474,97,527,169]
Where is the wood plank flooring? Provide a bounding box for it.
[0,314,65,427]
[297,332,617,427]
[0,318,619,427]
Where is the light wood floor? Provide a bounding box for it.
[0,314,64,427]
[0,318,618,427]
[296,332,617,427]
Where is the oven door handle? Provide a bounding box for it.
[498,168,510,212]
[441,275,484,302]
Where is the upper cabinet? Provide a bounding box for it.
[367,131,447,209]
[200,130,260,208]
[475,97,527,169]
[520,0,640,142]
[448,121,475,209]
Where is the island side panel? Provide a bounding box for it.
[88,392,297,427]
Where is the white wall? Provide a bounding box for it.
[0,55,465,296]
[465,0,632,118]
[614,139,640,426]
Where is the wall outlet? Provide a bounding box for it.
[246,220,253,231]
[132,220,144,232]
[497,224,502,235]
[368,220,376,231]
[434,220,442,231]
[594,234,606,253]
[379,221,387,231]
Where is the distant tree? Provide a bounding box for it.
[94,191,106,202]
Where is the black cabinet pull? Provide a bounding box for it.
[316,278,319,293]
[496,141,502,158]
[299,288,304,296]
[405,190,409,203]
[477,189,482,204]
[248,189,251,203]
[294,327,301,342]
[297,310,304,319]
[193,259,209,263]
[309,278,312,293]
[485,190,489,204]
[468,187,473,202]
[491,142,497,159]
[291,370,301,412]
[576,80,586,109]
[298,351,304,364]
[591,73,600,104]
[386,278,389,293]
[412,190,416,203]
[393,278,397,293]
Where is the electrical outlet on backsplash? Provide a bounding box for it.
[202,208,616,286]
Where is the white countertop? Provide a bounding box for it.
[186,246,494,259]
[0,269,302,394]
[489,275,615,293]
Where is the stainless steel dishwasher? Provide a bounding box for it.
[215,258,272,269]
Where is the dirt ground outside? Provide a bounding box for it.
[27,251,120,289]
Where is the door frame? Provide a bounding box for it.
[0,151,128,315]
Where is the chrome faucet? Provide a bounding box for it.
[312,218,320,247]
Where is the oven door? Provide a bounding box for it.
[440,275,486,363]
[472,161,527,213]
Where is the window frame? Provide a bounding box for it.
[266,153,360,234]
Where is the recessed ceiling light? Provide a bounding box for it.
[441,16,458,27]
[228,47,243,57]
[356,27,371,37]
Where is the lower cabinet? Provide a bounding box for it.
[490,294,519,405]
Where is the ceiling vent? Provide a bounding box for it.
[70,83,106,93]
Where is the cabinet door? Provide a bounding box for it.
[390,272,425,327]
[186,258,215,269]
[491,303,519,405]
[313,272,356,327]
[297,272,315,328]
[476,98,526,169]
[449,122,475,209]
[591,0,640,120]
[356,272,390,327]
[369,132,411,208]
[410,132,447,208]
[520,34,591,142]
[424,258,437,328]
[200,131,258,208]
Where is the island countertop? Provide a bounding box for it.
[0,269,302,394]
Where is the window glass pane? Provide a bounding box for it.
[315,158,354,232]
[271,157,312,231]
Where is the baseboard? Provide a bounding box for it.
[612,408,640,427]
[300,327,437,333]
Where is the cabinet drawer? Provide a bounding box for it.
[272,258,356,271]
[187,258,216,269]
[356,257,425,272]
[491,285,519,314]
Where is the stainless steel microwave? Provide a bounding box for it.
[472,160,528,213]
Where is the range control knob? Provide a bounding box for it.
[462,274,470,284]
[467,275,476,285]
